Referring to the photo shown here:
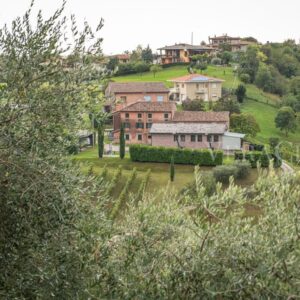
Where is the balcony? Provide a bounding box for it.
[196,88,207,94]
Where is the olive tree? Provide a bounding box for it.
[0,2,106,298]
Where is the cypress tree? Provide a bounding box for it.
[170,155,175,182]
[98,127,104,158]
[120,124,125,159]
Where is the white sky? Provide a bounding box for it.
[0,0,299,55]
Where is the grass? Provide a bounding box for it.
[74,147,259,198]
[242,99,300,144]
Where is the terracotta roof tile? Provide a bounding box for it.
[172,111,229,123]
[117,101,176,113]
[106,82,169,95]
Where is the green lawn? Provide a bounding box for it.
[242,100,300,144]
[74,148,259,198]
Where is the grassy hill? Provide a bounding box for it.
[112,65,300,145]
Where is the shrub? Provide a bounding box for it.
[181,173,217,197]
[233,161,251,179]
[240,73,251,83]
[129,144,223,166]
[234,151,282,168]
[211,57,222,65]
[213,165,238,184]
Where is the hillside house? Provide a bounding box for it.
[209,34,254,52]
[105,82,170,112]
[157,43,215,65]
[169,74,224,103]
[112,101,176,144]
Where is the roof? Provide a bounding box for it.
[172,111,230,123]
[169,74,224,83]
[157,43,214,51]
[150,122,227,135]
[209,35,240,40]
[116,101,176,113]
[106,82,169,95]
[112,54,130,60]
[224,132,245,138]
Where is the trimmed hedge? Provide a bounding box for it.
[234,151,282,168]
[130,144,223,166]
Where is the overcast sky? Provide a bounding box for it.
[0,0,299,55]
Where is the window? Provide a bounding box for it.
[137,113,142,119]
[137,134,142,141]
[180,135,185,142]
[148,113,152,119]
[146,123,152,129]
[120,96,127,102]
[124,122,130,129]
[197,134,202,142]
[214,135,219,142]
[212,94,217,98]
[191,135,196,142]
[181,84,184,88]
[136,122,144,129]
[157,95,164,102]
[196,83,199,89]
[148,135,152,139]
[207,135,213,142]
[164,113,169,121]
[125,113,130,119]
[125,134,130,141]
[144,96,151,102]
[174,135,178,142]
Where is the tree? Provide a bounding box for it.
[238,46,259,83]
[290,76,300,95]
[170,155,175,182]
[0,2,105,298]
[275,106,297,136]
[230,113,260,137]
[269,137,279,152]
[235,84,247,103]
[119,124,125,159]
[219,51,232,65]
[150,64,162,78]
[107,57,118,71]
[98,128,104,158]
[182,99,205,111]
[141,45,153,63]
[134,61,150,75]
[195,61,207,73]
[213,98,241,114]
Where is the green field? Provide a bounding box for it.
[74,148,259,197]
[112,65,300,145]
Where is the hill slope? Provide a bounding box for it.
[112,65,300,144]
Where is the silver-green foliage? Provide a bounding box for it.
[90,169,300,298]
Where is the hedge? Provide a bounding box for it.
[234,151,282,168]
[129,144,223,166]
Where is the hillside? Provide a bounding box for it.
[112,65,300,145]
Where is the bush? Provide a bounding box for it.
[234,151,282,168]
[213,165,238,184]
[130,144,223,166]
[234,160,251,179]
[181,173,217,197]
[240,73,251,83]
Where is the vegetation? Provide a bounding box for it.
[235,84,247,103]
[150,64,162,78]
[170,155,175,182]
[119,124,125,159]
[235,151,282,168]
[275,106,297,136]
[230,113,261,137]
[182,98,205,111]
[129,144,223,166]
